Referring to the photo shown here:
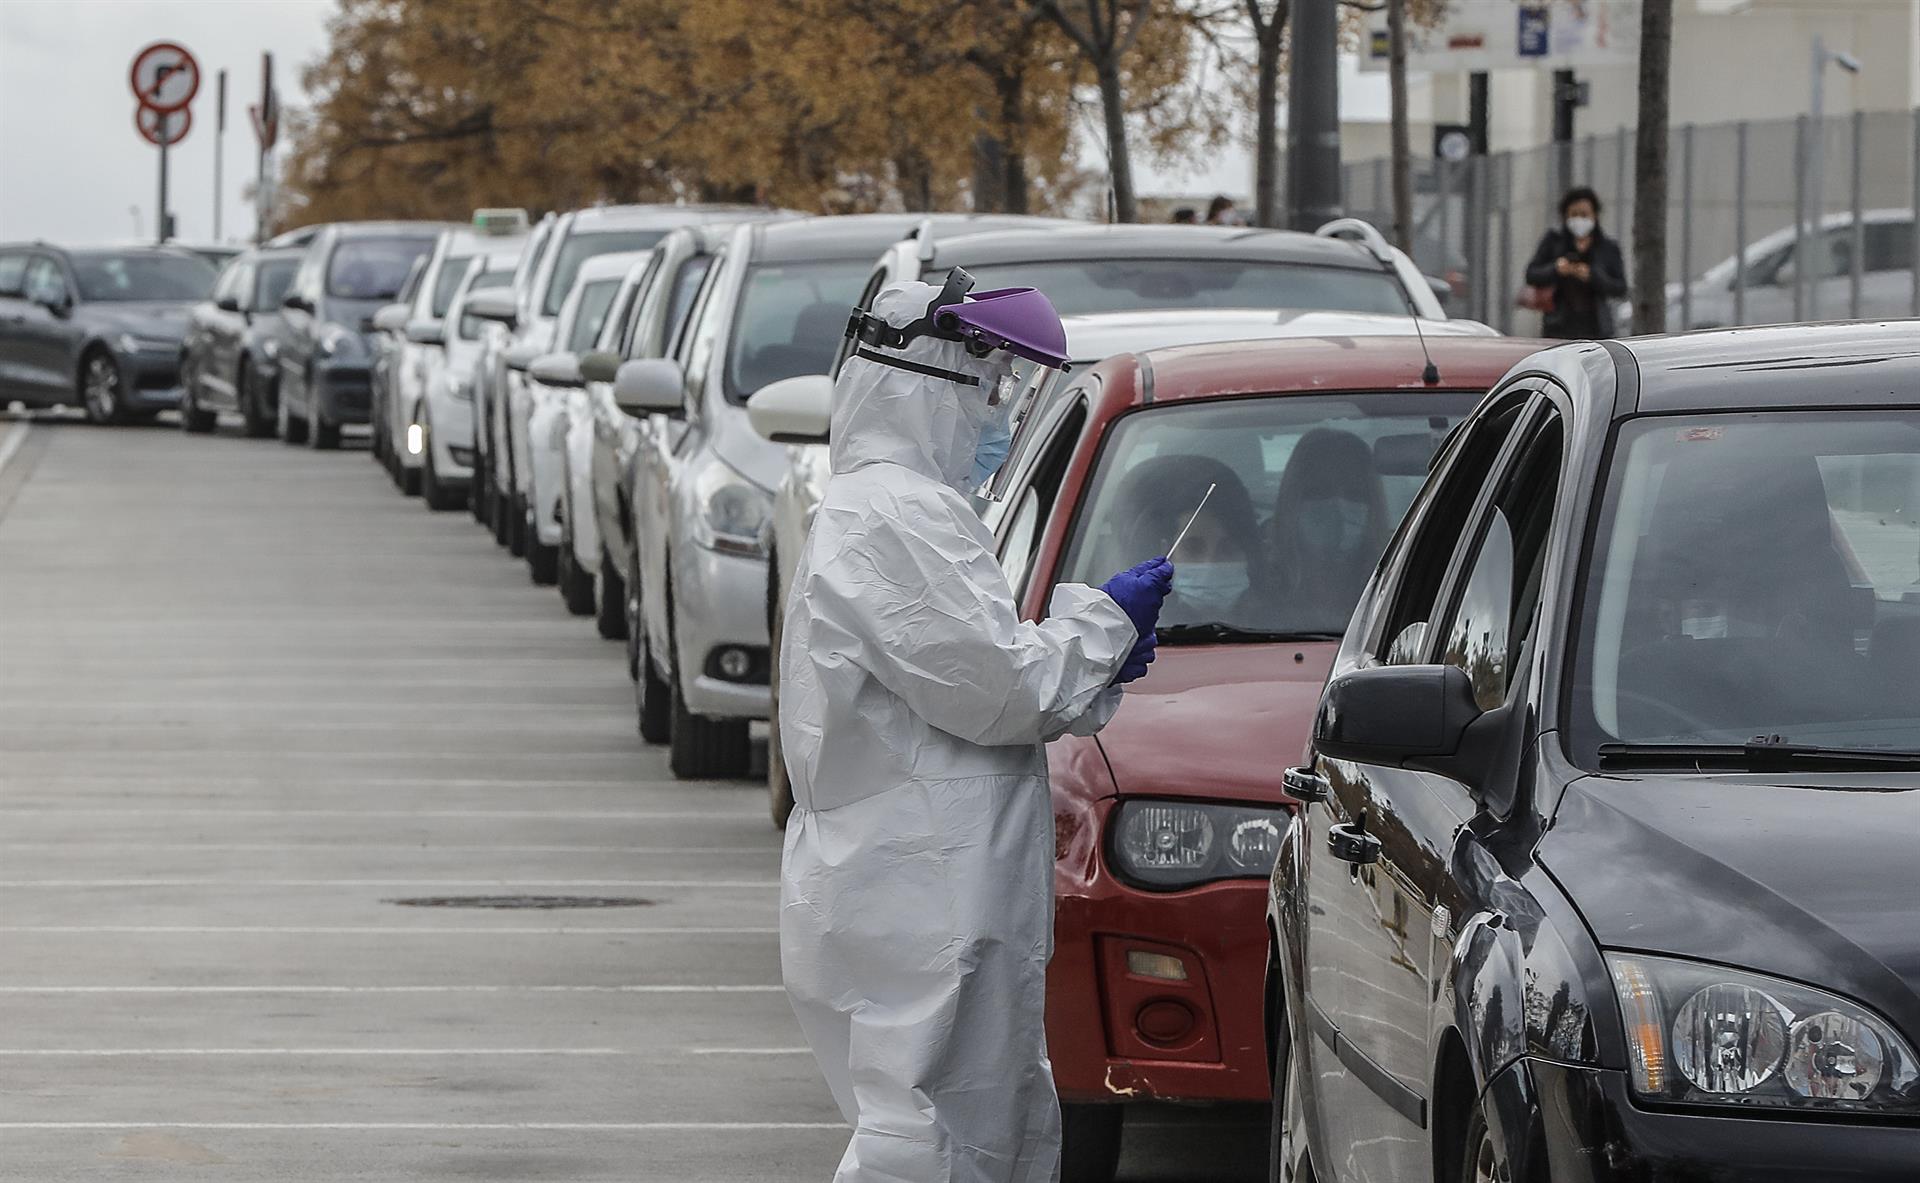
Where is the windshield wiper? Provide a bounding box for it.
[1597,739,1920,771]
[1157,623,1343,646]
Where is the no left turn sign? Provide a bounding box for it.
[130,41,200,114]
[135,104,191,148]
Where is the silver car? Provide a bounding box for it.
[1669,208,1916,329]
[408,246,526,510]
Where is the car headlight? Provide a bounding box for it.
[1609,954,1920,1114]
[262,340,280,361]
[445,371,474,401]
[116,332,175,354]
[317,324,363,361]
[1107,799,1286,890]
[690,461,770,558]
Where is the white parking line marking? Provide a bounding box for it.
[0,1122,845,1131]
[0,926,779,935]
[0,421,30,476]
[0,844,769,853]
[0,985,785,994]
[0,879,779,888]
[0,1048,629,1056]
[0,808,760,819]
[685,1047,812,1056]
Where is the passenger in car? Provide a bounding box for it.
[1108,456,1263,621]
[1267,428,1391,629]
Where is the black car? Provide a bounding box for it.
[1266,322,1920,1181]
[274,221,440,448]
[178,246,304,436]
[0,242,216,423]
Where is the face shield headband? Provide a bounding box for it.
[845,267,1073,385]
[845,268,989,386]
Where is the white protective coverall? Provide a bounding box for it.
[780,282,1138,1182]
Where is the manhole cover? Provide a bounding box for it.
[385,895,656,910]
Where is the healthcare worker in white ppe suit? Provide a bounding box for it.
[780,272,1172,1182]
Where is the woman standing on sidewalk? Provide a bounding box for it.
[1523,186,1629,339]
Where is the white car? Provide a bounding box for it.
[518,250,650,585]
[410,252,522,510]
[468,204,762,566]
[467,212,557,536]
[752,306,1502,827]
[374,215,527,494]
[1669,208,1916,329]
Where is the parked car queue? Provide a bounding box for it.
[143,204,1920,1183]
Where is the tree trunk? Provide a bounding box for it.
[1253,37,1281,228]
[973,126,1008,213]
[999,63,1030,213]
[1097,64,1136,222]
[1387,0,1413,252]
[1631,0,1673,334]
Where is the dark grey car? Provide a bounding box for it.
[274,222,440,448]
[0,243,217,423]
[179,247,303,437]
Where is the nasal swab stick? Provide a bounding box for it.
[1166,483,1216,561]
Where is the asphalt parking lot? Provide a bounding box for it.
[0,418,1264,1181]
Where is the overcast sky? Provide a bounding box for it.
[0,0,1394,243]
[0,0,332,246]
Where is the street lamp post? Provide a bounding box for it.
[1800,35,1862,321]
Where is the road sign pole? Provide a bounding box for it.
[158,126,170,244]
[214,69,226,242]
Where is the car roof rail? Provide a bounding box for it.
[1314,217,1396,266]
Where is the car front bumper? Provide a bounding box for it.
[526,391,567,547]
[1492,1058,1920,1181]
[421,386,475,484]
[312,362,372,425]
[118,348,185,410]
[1047,793,1273,1106]
[669,542,770,721]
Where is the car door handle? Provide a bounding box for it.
[1282,766,1329,804]
[1328,821,1381,866]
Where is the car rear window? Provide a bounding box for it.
[327,237,433,301]
[254,258,298,310]
[724,258,870,402]
[71,253,216,302]
[963,258,1408,317]
[565,279,624,354]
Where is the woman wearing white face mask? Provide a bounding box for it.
[1523,185,1629,339]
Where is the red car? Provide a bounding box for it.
[984,334,1546,1179]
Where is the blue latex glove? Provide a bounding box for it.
[1113,631,1157,685]
[1099,557,1174,640]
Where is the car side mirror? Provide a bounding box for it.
[504,342,543,374]
[404,319,445,346]
[747,373,833,444]
[373,303,412,334]
[578,349,621,385]
[529,351,583,388]
[1313,664,1521,815]
[463,289,519,329]
[282,293,313,313]
[216,295,243,313]
[613,358,686,417]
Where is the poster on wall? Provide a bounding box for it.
[1361,0,1641,73]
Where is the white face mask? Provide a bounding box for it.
[1566,216,1597,239]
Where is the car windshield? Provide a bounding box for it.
[725,258,870,402]
[70,253,215,302]
[565,278,623,354]
[1057,393,1475,639]
[430,255,473,318]
[543,230,666,316]
[1572,412,1920,755]
[254,258,298,310]
[328,237,433,300]
[457,271,513,340]
[963,259,1408,317]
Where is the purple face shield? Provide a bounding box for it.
[933,286,1070,371]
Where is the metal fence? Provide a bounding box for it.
[1343,107,1920,335]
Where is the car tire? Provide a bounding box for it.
[558,515,595,616]
[1060,1104,1124,1183]
[489,480,512,545]
[624,545,644,682]
[595,544,628,641]
[420,425,463,512]
[634,619,672,745]
[278,384,309,445]
[767,570,794,829]
[309,408,341,450]
[1268,968,1297,1183]
[401,463,421,497]
[668,674,750,780]
[178,377,216,434]
[80,350,126,426]
[1459,1103,1508,1183]
[238,364,275,439]
[509,492,529,558]
[526,510,559,585]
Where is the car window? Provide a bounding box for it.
[963,259,1409,317]
[430,255,473,318]
[1373,394,1533,663]
[998,397,1088,603]
[598,259,656,353]
[69,253,213,302]
[458,270,513,340]
[22,256,68,305]
[212,260,247,306]
[655,254,714,357]
[0,251,28,297]
[725,259,871,403]
[1864,222,1916,274]
[397,255,427,306]
[254,258,298,311]
[564,278,623,354]
[328,237,432,301]
[1573,411,1920,756]
[1433,411,1564,709]
[542,230,667,317]
[1057,392,1477,640]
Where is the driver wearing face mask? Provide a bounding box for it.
[1268,428,1390,632]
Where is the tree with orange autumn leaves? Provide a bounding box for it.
[278,0,1226,229]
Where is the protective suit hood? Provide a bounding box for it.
[830,281,1010,493]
